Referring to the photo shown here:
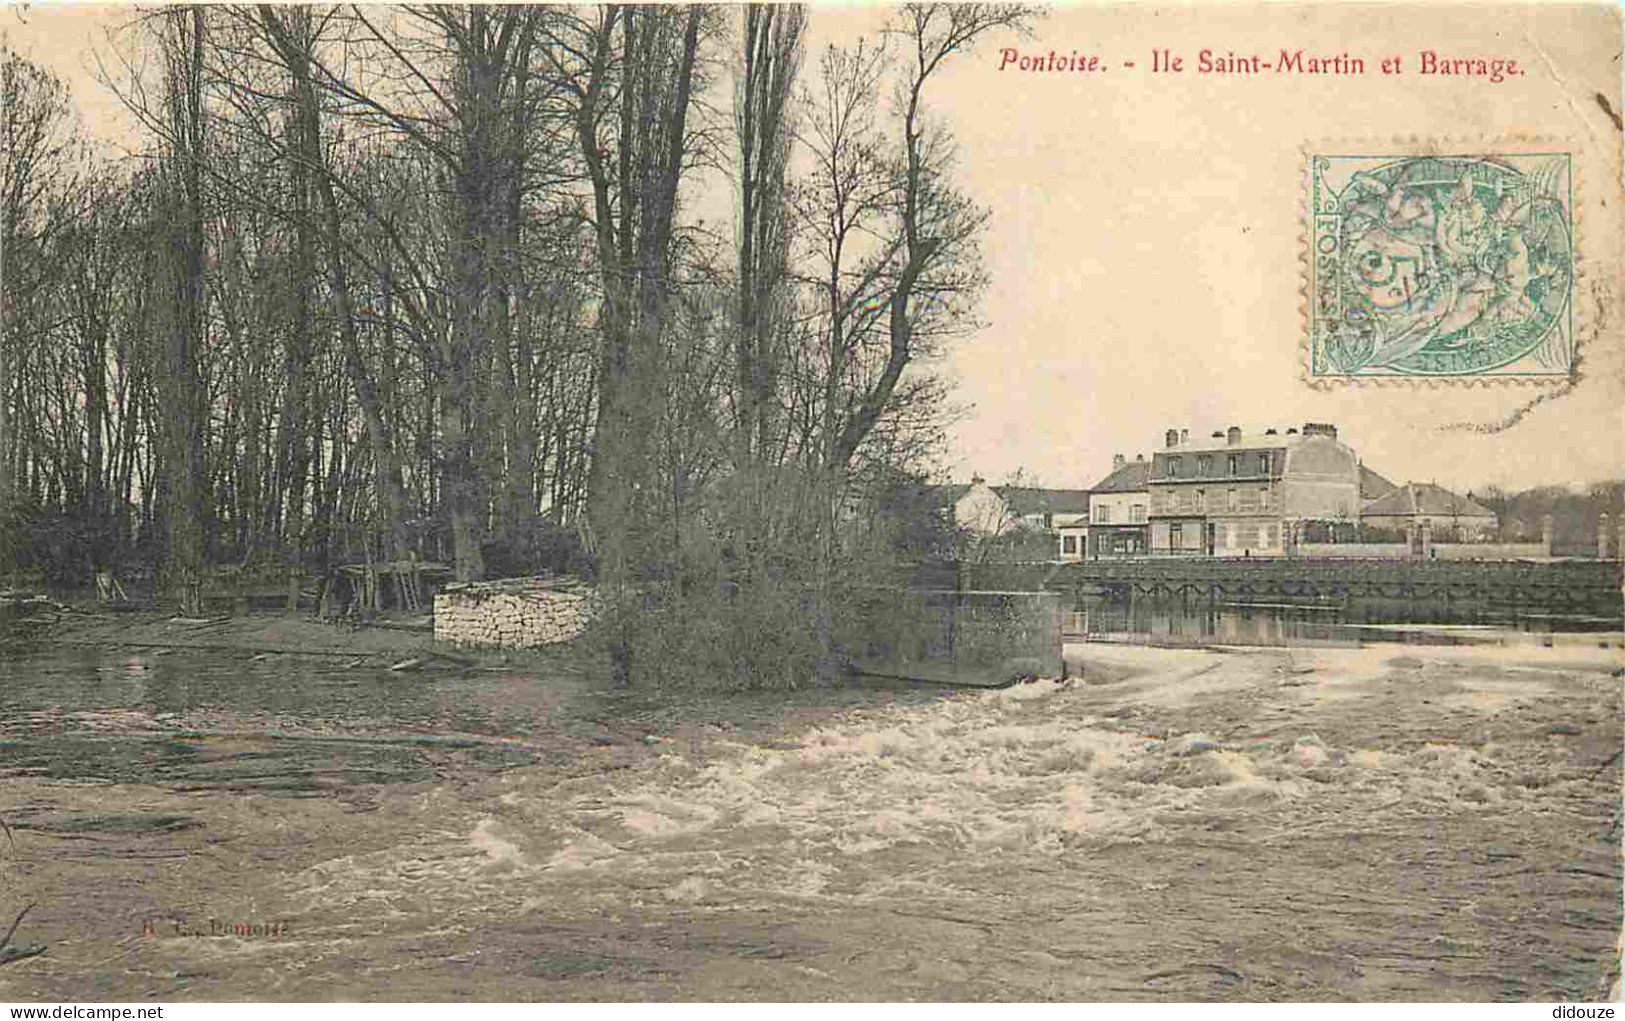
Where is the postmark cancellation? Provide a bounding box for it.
[1305,150,1575,383]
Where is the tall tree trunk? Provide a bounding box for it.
[578,5,703,684]
[157,5,210,616]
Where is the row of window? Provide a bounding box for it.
[1164,522,1281,551]
[1060,534,1146,555]
[1150,487,1271,514]
[1091,503,1147,524]
[1164,452,1272,479]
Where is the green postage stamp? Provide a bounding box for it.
[1306,151,1574,382]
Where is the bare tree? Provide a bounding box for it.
[0,45,77,586]
[734,3,802,469]
[560,3,707,684]
[252,6,420,589]
[153,6,210,614]
[795,3,1035,674]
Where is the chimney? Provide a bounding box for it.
[1180,428,1189,444]
[1302,422,1338,440]
[1165,429,1179,448]
[1136,453,1145,462]
[1286,427,1299,435]
[1264,428,1278,436]
[1226,426,1242,446]
[1112,453,1125,468]
[1210,431,1224,440]
[970,473,985,486]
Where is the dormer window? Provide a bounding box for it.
[1257,453,1271,474]
[1228,454,1240,475]
[1197,455,1212,476]
[1168,456,1181,478]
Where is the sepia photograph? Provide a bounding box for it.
[0,0,1621,1005]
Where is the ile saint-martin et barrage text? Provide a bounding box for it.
[997,48,1525,82]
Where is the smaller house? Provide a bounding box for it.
[951,476,1093,560]
[998,485,1091,532]
[953,477,1012,535]
[1084,454,1150,558]
[1361,482,1498,541]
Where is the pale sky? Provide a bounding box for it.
[6,2,1623,495]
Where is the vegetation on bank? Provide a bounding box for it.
[1,4,1040,688]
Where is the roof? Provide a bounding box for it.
[1090,460,1151,493]
[1160,432,1291,454]
[1359,464,1396,500]
[1362,482,1496,519]
[994,486,1092,515]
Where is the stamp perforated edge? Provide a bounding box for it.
[1298,137,1586,390]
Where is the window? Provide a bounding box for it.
[1094,504,1111,524]
[1167,457,1181,478]
[1257,453,1271,474]
[1130,503,1146,523]
[1197,455,1212,476]
[1194,489,1205,512]
[1265,524,1279,548]
[1151,490,1168,514]
[1170,522,1183,549]
[1227,488,1238,511]
[1062,535,1078,554]
[1227,454,1240,475]
[1259,487,1270,510]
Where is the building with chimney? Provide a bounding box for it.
[1146,423,1363,556]
[1078,453,1150,558]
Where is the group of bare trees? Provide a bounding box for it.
[0,3,1032,684]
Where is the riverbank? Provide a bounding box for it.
[1,631,1620,1000]
[10,607,443,660]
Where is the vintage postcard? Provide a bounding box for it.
[0,0,1620,1007]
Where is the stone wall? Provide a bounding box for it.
[1431,542,1551,561]
[1300,543,1553,559]
[433,576,598,648]
[1296,542,1412,559]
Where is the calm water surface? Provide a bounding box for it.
[0,642,574,790]
[1067,594,1624,648]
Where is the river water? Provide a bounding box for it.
[1066,594,1624,648]
[0,643,566,792]
[2,597,1618,791]
[1,621,1620,999]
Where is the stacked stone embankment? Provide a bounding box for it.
[433,576,598,649]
